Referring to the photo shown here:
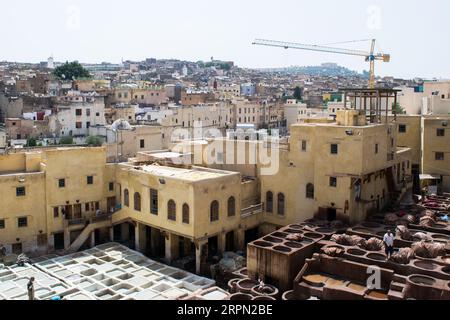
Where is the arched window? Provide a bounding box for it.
[227,197,236,217]
[266,191,273,213]
[168,200,176,221]
[306,184,315,199]
[182,204,190,224]
[210,200,219,222]
[277,193,285,216]
[134,192,141,211]
[124,189,129,207]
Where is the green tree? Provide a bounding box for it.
[26,138,37,147]
[86,135,103,147]
[53,61,91,80]
[293,86,302,101]
[59,136,74,145]
[392,103,406,115]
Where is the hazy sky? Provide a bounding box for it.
[2,0,449,79]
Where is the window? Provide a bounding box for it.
[85,203,90,211]
[18,217,28,228]
[266,191,273,213]
[182,204,190,224]
[96,112,100,117]
[95,202,100,210]
[277,193,285,216]
[124,189,129,207]
[87,176,94,185]
[134,192,141,211]
[58,179,65,188]
[227,197,236,217]
[86,122,91,128]
[375,144,379,154]
[399,125,406,133]
[210,201,219,222]
[86,109,91,116]
[109,182,114,191]
[331,144,338,155]
[150,189,158,215]
[140,139,145,149]
[76,122,82,129]
[435,152,445,161]
[75,109,82,116]
[306,184,314,199]
[301,140,307,152]
[330,177,337,187]
[16,187,26,197]
[437,129,445,137]
[53,207,59,218]
[168,200,176,221]
[0,219,5,229]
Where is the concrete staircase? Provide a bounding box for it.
[66,217,112,253]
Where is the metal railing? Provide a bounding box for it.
[241,203,263,217]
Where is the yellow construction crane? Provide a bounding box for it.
[252,38,390,89]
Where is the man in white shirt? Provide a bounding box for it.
[383,230,395,259]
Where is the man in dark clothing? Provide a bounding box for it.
[27,277,35,301]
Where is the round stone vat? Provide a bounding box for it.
[361,222,381,229]
[284,241,303,249]
[303,232,322,239]
[263,236,283,243]
[442,267,450,275]
[253,295,276,301]
[272,232,289,239]
[367,253,386,261]
[282,290,295,300]
[273,246,292,253]
[408,275,436,286]
[284,228,303,234]
[413,260,438,271]
[228,278,240,294]
[351,227,372,234]
[347,248,366,257]
[229,293,253,301]
[236,279,259,294]
[289,224,303,230]
[253,241,272,248]
[431,234,450,241]
[251,284,279,299]
[315,227,334,234]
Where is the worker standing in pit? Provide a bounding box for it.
[27,277,35,301]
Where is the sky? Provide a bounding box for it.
[1,0,449,79]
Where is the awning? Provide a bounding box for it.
[419,174,441,180]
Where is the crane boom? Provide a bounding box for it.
[252,38,391,88]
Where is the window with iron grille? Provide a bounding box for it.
[18,217,28,228]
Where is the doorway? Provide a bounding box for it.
[327,208,337,221]
[225,231,235,252]
[54,233,64,250]
[208,236,218,260]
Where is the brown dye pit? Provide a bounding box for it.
[304,232,322,239]
[367,253,386,261]
[303,274,329,286]
[285,228,303,234]
[347,282,367,292]
[273,246,292,253]
[442,267,450,275]
[414,260,437,270]
[272,232,289,238]
[237,279,258,289]
[352,227,372,234]
[290,224,303,229]
[285,241,303,249]
[347,248,366,256]
[376,231,387,237]
[263,236,283,243]
[230,293,253,301]
[253,296,276,301]
[316,228,334,234]
[432,234,450,241]
[409,275,436,286]
[361,222,381,229]
[326,278,346,286]
[432,224,446,229]
[367,290,388,299]
[254,241,272,248]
